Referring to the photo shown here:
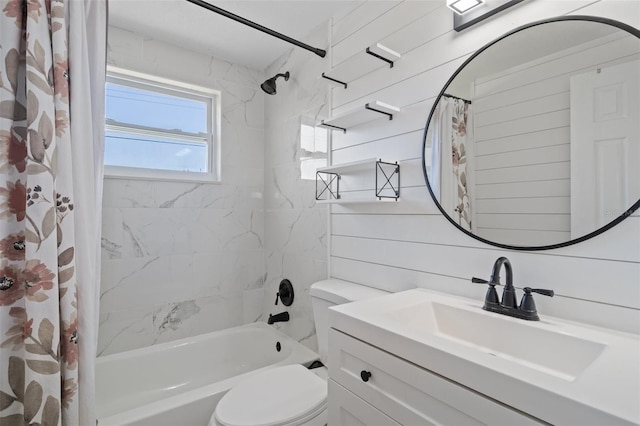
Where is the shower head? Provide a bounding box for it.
[261,71,290,95]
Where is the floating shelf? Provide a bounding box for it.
[317,158,377,174]
[315,159,400,203]
[318,101,400,133]
[321,43,401,89]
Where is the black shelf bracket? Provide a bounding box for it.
[365,47,395,68]
[316,171,341,201]
[376,160,400,201]
[319,121,347,133]
[321,73,347,89]
[365,103,394,120]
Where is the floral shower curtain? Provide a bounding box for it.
[429,96,473,231]
[0,1,106,425]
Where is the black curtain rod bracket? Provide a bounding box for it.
[185,0,326,58]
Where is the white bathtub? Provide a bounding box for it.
[96,322,319,426]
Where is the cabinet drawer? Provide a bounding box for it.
[329,328,543,426]
[328,379,401,426]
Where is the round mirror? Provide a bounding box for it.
[422,16,640,250]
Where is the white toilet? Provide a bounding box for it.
[210,279,388,426]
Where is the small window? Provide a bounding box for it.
[104,67,220,182]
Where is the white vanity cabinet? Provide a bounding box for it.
[328,380,400,425]
[328,328,543,426]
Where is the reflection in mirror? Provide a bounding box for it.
[300,122,328,180]
[423,17,640,249]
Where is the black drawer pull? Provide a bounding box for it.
[360,370,372,382]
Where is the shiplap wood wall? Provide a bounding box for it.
[326,0,640,334]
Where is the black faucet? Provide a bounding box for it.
[491,256,517,308]
[267,311,289,324]
[472,257,554,321]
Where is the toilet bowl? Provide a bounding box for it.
[209,280,389,426]
[211,364,327,426]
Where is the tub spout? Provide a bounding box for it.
[268,311,289,324]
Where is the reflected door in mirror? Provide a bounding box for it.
[570,60,640,238]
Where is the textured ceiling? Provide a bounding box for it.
[109,0,362,70]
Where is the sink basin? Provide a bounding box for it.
[382,299,606,380]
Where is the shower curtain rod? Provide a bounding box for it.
[185,0,327,58]
[443,93,472,104]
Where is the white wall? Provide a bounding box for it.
[261,24,330,351]
[327,0,640,334]
[99,27,266,355]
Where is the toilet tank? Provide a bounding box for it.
[310,279,389,364]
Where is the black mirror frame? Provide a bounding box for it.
[422,15,640,251]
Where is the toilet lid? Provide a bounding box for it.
[215,364,327,426]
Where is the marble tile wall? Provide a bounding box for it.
[260,24,331,352]
[99,27,266,355]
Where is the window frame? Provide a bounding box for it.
[104,66,221,183]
